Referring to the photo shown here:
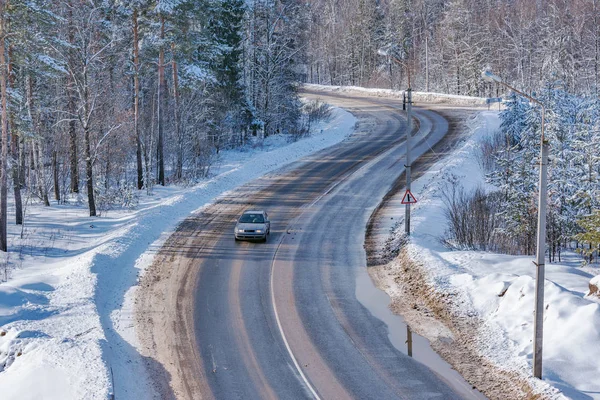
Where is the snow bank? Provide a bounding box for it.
[404,111,600,399]
[0,107,356,399]
[303,83,489,107]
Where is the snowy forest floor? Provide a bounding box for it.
[367,110,600,400]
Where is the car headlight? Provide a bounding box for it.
[238,228,244,232]
[256,229,263,233]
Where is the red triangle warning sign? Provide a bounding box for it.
[401,189,417,204]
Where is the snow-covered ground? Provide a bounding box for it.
[0,107,356,400]
[403,111,600,399]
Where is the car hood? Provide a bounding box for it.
[236,223,267,230]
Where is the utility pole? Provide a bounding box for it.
[482,69,547,379]
[405,84,412,235]
[378,47,414,236]
[533,129,548,379]
[425,36,429,93]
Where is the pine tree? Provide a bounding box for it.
[116,0,151,189]
[1,0,55,248]
[487,93,539,254]
[208,0,249,147]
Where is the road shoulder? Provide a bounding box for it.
[365,107,555,400]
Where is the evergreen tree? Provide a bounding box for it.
[488,93,539,254]
[207,0,250,147]
[487,85,600,259]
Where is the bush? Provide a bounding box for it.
[95,181,140,214]
[297,99,332,139]
[476,130,509,172]
[305,99,332,123]
[442,181,501,250]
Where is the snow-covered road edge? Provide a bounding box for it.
[303,83,489,107]
[0,106,356,400]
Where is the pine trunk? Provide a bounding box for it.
[19,133,25,187]
[8,46,22,224]
[83,72,96,217]
[85,123,95,216]
[133,9,143,190]
[171,43,182,180]
[34,141,50,207]
[52,150,60,201]
[0,0,8,252]
[157,15,166,186]
[11,136,22,223]
[68,4,78,194]
[27,76,50,207]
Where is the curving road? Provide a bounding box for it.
[138,90,478,399]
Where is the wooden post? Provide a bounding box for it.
[406,325,413,357]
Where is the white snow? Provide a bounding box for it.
[304,83,489,107]
[0,107,356,399]
[401,111,600,399]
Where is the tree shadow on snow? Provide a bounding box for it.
[92,248,176,400]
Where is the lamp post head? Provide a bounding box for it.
[482,69,502,83]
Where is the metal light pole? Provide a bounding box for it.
[378,48,413,235]
[405,82,412,235]
[482,70,548,379]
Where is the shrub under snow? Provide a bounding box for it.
[590,275,600,298]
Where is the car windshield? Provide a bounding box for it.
[239,213,264,223]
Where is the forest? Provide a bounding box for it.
[305,0,600,97]
[0,0,599,256]
[0,0,306,252]
[491,89,600,263]
[443,87,600,263]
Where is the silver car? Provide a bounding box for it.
[234,210,271,242]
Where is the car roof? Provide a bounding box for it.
[243,210,266,214]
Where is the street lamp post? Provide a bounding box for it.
[482,70,548,379]
[379,48,413,235]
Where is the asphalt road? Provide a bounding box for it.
[147,90,473,399]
